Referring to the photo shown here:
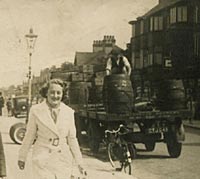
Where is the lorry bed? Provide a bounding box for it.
[77,108,191,121]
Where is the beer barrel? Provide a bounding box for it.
[88,77,104,104]
[68,82,88,109]
[155,80,186,111]
[89,86,103,104]
[103,74,134,114]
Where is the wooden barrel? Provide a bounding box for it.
[68,82,88,109]
[103,74,134,114]
[154,80,186,111]
[89,86,103,104]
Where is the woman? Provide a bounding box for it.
[0,132,6,179]
[18,79,86,179]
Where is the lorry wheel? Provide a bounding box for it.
[9,123,26,145]
[144,142,156,151]
[88,120,100,153]
[167,139,182,158]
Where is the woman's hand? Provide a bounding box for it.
[18,160,25,170]
[78,165,87,176]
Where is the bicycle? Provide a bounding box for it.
[105,124,136,175]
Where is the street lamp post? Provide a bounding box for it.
[25,28,38,117]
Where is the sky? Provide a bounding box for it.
[0,0,157,88]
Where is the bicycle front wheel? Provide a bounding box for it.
[108,142,132,175]
[108,142,123,170]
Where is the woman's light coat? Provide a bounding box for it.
[0,132,6,177]
[19,101,83,179]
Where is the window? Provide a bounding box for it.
[132,24,136,37]
[140,20,144,34]
[194,34,200,57]
[154,53,163,65]
[177,6,187,22]
[150,17,154,31]
[158,16,163,30]
[134,52,142,69]
[170,7,177,24]
[135,57,141,69]
[150,16,163,31]
[195,6,200,23]
[144,56,148,67]
[166,16,170,28]
[147,53,153,66]
[140,50,144,68]
[143,50,148,67]
[154,16,163,31]
[154,17,159,31]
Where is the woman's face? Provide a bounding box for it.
[47,83,63,107]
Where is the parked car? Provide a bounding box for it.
[12,96,28,118]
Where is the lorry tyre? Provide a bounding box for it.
[87,120,100,153]
[9,123,26,145]
[167,138,182,158]
[144,142,156,151]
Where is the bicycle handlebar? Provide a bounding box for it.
[105,124,130,136]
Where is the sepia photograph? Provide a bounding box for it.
[0,0,200,179]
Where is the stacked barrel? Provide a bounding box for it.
[103,74,134,114]
[153,79,186,111]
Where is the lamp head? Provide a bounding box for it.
[25,28,38,54]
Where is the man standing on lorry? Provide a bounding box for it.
[105,48,132,76]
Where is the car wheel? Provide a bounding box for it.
[9,123,26,145]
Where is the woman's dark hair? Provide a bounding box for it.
[39,78,64,98]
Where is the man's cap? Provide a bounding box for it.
[110,46,124,55]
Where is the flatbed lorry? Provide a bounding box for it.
[74,104,190,158]
[9,70,191,160]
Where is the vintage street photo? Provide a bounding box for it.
[0,0,200,179]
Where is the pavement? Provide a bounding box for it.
[183,119,200,130]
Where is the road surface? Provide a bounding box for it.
[1,110,200,179]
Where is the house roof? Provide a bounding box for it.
[74,51,107,66]
[142,0,183,18]
[74,45,123,66]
